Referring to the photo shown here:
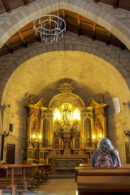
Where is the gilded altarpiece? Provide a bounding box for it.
[26,83,108,169]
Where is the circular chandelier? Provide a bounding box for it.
[33,14,66,43]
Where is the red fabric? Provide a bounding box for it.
[96,153,114,168]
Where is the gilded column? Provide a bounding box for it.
[39,109,43,144]
[49,111,53,146]
[80,111,84,149]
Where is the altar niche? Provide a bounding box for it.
[25,83,108,169]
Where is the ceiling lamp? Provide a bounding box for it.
[33,11,66,43]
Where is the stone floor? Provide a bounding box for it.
[3,179,77,195]
[26,178,77,195]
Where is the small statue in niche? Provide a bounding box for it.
[89,97,104,136]
[62,103,72,126]
[72,121,79,132]
[62,103,72,131]
[94,111,104,131]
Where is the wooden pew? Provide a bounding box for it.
[75,164,130,181]
[75,164,91,181]
[0,164,51,195]
[75,165,130,195]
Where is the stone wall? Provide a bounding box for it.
[0,32,129,163]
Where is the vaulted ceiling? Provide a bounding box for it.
[0,0,129,56]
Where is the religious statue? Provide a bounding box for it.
[62,104,72,124]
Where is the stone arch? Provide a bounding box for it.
[1,49,130,163]
[0,0,130,49]
[0,32,129,105]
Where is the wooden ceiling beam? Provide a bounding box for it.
[94,0,100,3]
[78,26,82,36]
[92,23,96,40]
[5,42,13,53]
[106,32,112,45]
[61,10,65,19]
[35,33,41,42]
[2,0,10,12]
[0,10,126,56]
[113,0,119,8]
[23,0,29,5]
[77,15,80,25]
[18,31,27,47]
[61,10,68,33]
[77,14,82,36]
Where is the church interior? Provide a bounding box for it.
[0,0,130,194]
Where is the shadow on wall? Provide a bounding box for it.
[16,77,117,125]
[30,78,117,108]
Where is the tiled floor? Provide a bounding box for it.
[25,178,77,195]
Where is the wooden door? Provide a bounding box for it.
[6,144,15,164]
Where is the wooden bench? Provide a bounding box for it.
[0,164,51,195]
[75,164,91,181]
[75,165,130,195]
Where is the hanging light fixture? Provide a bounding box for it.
[33,1,66,43]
